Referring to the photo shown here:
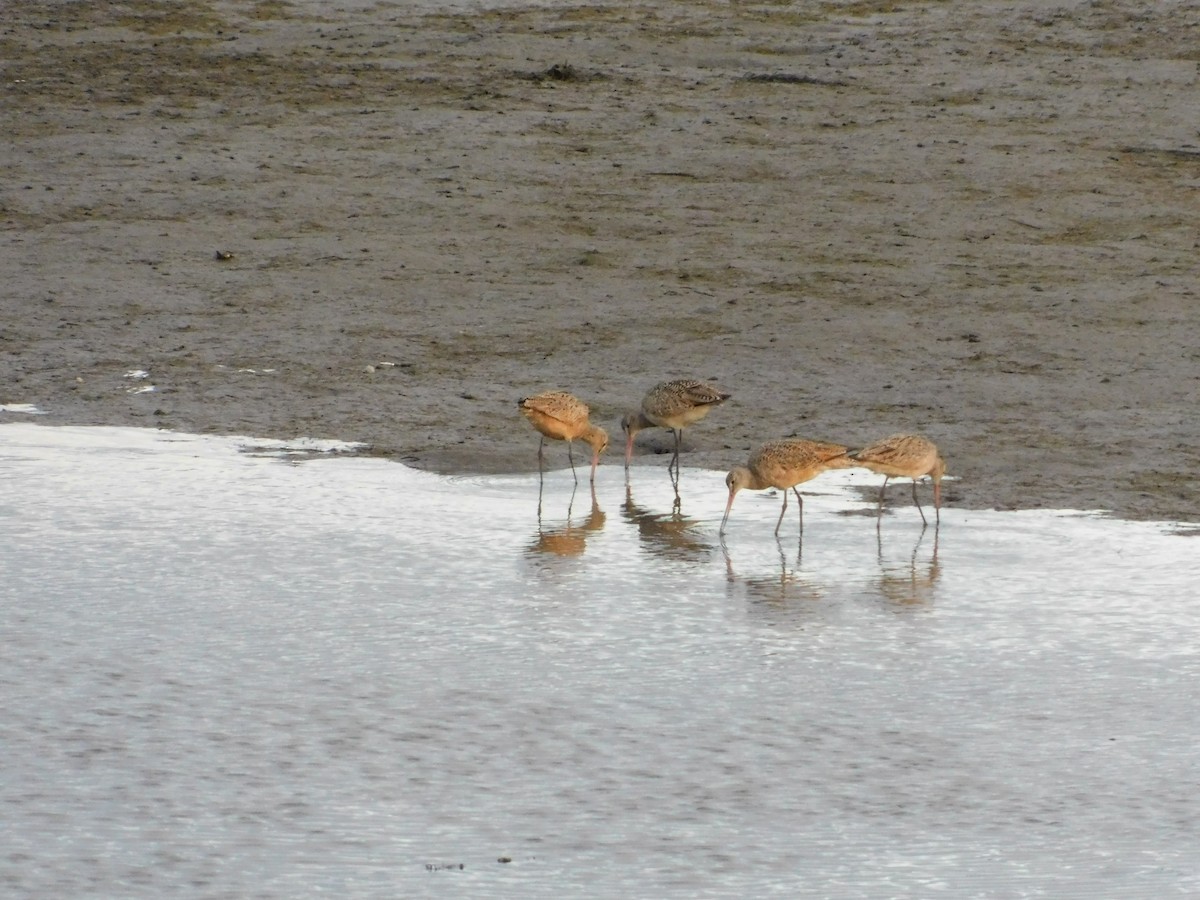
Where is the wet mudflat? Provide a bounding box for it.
[4,1,1199,521]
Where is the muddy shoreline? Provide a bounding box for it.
[3,0,1198,523]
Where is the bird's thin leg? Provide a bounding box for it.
[912,479,927,526]
[567,441,578,484]
[774,489,788,536]
[537,437,546,473]
[876,476,890,517]
[793,486,805,534]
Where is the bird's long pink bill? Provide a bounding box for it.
[719,490,736,534]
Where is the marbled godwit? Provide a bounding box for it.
[720,438,855,536]
[518,390,608,483]
[851,433,946,525]
[621,379,731,470]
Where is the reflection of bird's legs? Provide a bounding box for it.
[910,526,927,588]
[775,537,788,589]
[770,534,801,600]
[775,530,801,569]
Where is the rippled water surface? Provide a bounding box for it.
[2,424,1198,898]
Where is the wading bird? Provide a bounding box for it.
[621,379,731,470]
[721,438,855,536]
[518,391,609,484]
[851,433,946,525]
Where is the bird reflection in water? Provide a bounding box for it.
[721,536,824,607]
[874,524,941,606]
[621,472,712,564]
[526,481,606,558]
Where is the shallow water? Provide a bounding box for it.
[2,423,1198,898]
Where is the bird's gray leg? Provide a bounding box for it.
[912,480,926,526]
[876,476,890,517]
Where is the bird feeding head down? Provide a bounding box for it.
[583,425,609,481]
[725,467,753,494]
[620,412,650,467]
[719,467,754,534]
[584,425,609,457]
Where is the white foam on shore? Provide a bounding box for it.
[0,403,45,414]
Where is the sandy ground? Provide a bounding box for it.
[2,0,1198,523]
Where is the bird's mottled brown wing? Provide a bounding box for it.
[669,379,732,408]
[520,390,589,425]
[751,438,850,480]
[806,439,853,465]
[642,379,731,426]
[855,433,927,463]
[852,434,939,476]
